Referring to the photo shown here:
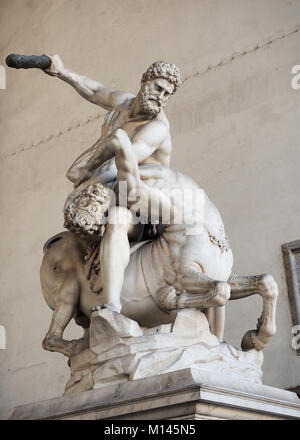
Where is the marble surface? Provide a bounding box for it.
[64,308,263,395]
[10,368,300,420]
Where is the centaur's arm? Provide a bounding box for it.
[44,54,134,110]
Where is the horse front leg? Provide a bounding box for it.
[42,280,86,357]
[42,302,78,357]
[228,274,278,351]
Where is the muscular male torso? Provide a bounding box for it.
[67,96,172,187]
[101,97,172,162]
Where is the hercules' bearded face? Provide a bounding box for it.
[139,78,175,116]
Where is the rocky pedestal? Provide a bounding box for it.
[9,309,300,419]
[64,308,263,395]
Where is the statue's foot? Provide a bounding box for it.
[91,303,121,314]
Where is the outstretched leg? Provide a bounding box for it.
[156,266,230,341]
[228,273,278,350]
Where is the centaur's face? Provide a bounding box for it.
[75,196,106,233]
[64,183,111,235]
[140,78,174,115]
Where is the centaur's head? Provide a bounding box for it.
[64,183,111,236]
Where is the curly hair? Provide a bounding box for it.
[64,183,111,236]
[141,61,182,93]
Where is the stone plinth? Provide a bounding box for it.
[10,368,300,420]
[64,308,264,395]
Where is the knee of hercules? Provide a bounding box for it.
[259,274,279,300]
[107,207,133,232]
[212,281,231,306]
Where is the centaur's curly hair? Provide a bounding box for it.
[141,61,182,93]
[64,183,111,236]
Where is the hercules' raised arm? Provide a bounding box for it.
[43,54,134,110]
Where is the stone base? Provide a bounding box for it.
[10,368,300,420]
[64,308,263,395]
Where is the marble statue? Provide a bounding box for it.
[7,54,278,395]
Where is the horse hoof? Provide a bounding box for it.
[241,329,259,351]
[241,329,269,351]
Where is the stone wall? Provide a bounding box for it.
[0,0,299,419]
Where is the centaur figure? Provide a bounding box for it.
[41,128,278,359]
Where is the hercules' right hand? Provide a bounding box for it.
[43,54,65,77]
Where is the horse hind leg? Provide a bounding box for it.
[204,306,225,342]
[229,273,278,351]
[157,268,230,310]
[156,268,230,341]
